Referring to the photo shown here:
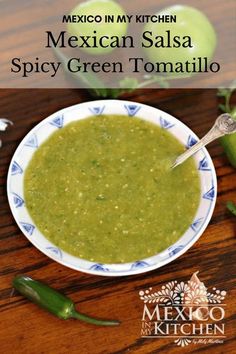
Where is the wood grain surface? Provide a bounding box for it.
[0,89,235,354]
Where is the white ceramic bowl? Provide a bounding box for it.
[7,100,217,276]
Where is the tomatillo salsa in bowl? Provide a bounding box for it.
[7,100,217,276]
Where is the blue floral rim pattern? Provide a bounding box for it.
[7,100,217,276]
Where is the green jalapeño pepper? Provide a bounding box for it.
[13,275,120,326]
[227,201,236,216]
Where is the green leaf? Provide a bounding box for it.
[217,85,236,98]
[217,88,229,97]
[217,82,236,115]
[218,104,226,112]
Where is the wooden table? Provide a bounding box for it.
[0,89,235,353]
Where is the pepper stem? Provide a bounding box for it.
[71,309,120,326]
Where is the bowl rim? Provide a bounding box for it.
[7,99,217,276]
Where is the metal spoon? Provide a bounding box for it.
[172,113,236,169]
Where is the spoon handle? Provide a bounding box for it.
[172,113,236,168]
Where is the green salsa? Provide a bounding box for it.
[24,115,200,263]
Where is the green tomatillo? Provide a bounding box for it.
[143,5,217,77]
[68,0,128,55]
